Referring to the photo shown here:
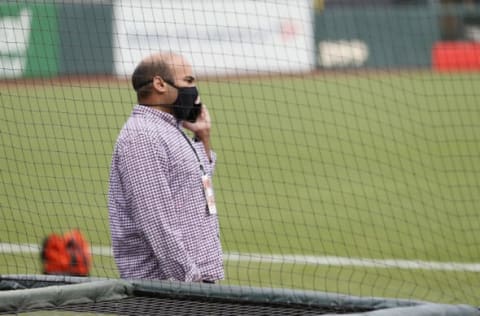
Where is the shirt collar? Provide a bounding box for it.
[132,104,180,128]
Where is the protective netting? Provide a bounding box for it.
[14,297,349,316]
[1,0,480,313]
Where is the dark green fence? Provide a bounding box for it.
[314,4,440,68]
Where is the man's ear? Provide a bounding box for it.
[152,76,168,93]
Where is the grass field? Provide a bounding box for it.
[1,72,480,305]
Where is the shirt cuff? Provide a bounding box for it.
[184,265,202,282]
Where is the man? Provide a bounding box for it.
[108,52,224,282]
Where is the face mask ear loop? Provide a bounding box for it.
[164,79,178,90]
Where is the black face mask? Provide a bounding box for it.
[135,78,202,122]
[169,82,202,123]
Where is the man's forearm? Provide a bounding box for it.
[201,138,212,163]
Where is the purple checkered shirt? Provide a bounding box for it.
[108,105,224,281]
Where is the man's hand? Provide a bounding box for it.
[183,105,212,162]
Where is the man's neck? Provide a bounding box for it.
[139,99,174,115]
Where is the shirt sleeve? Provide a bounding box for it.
[119,133,201,282]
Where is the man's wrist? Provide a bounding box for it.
[192,134,212,162]
[193,132,210,142]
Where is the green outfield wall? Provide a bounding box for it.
[0,3,59,78]
[0,1,113,79]
[57,2,113,76]
[1,2,480,78]
[314,5,440,68]
[314,3,480,69]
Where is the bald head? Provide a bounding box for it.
[131,52,194,102]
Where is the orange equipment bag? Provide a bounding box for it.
[41,229,92,276]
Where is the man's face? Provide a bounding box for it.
[164,55,197,104]
[158,55,202,122]
[170,56,196,87]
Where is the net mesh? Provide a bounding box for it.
[1,0,480,313]
[19,297,349,316]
